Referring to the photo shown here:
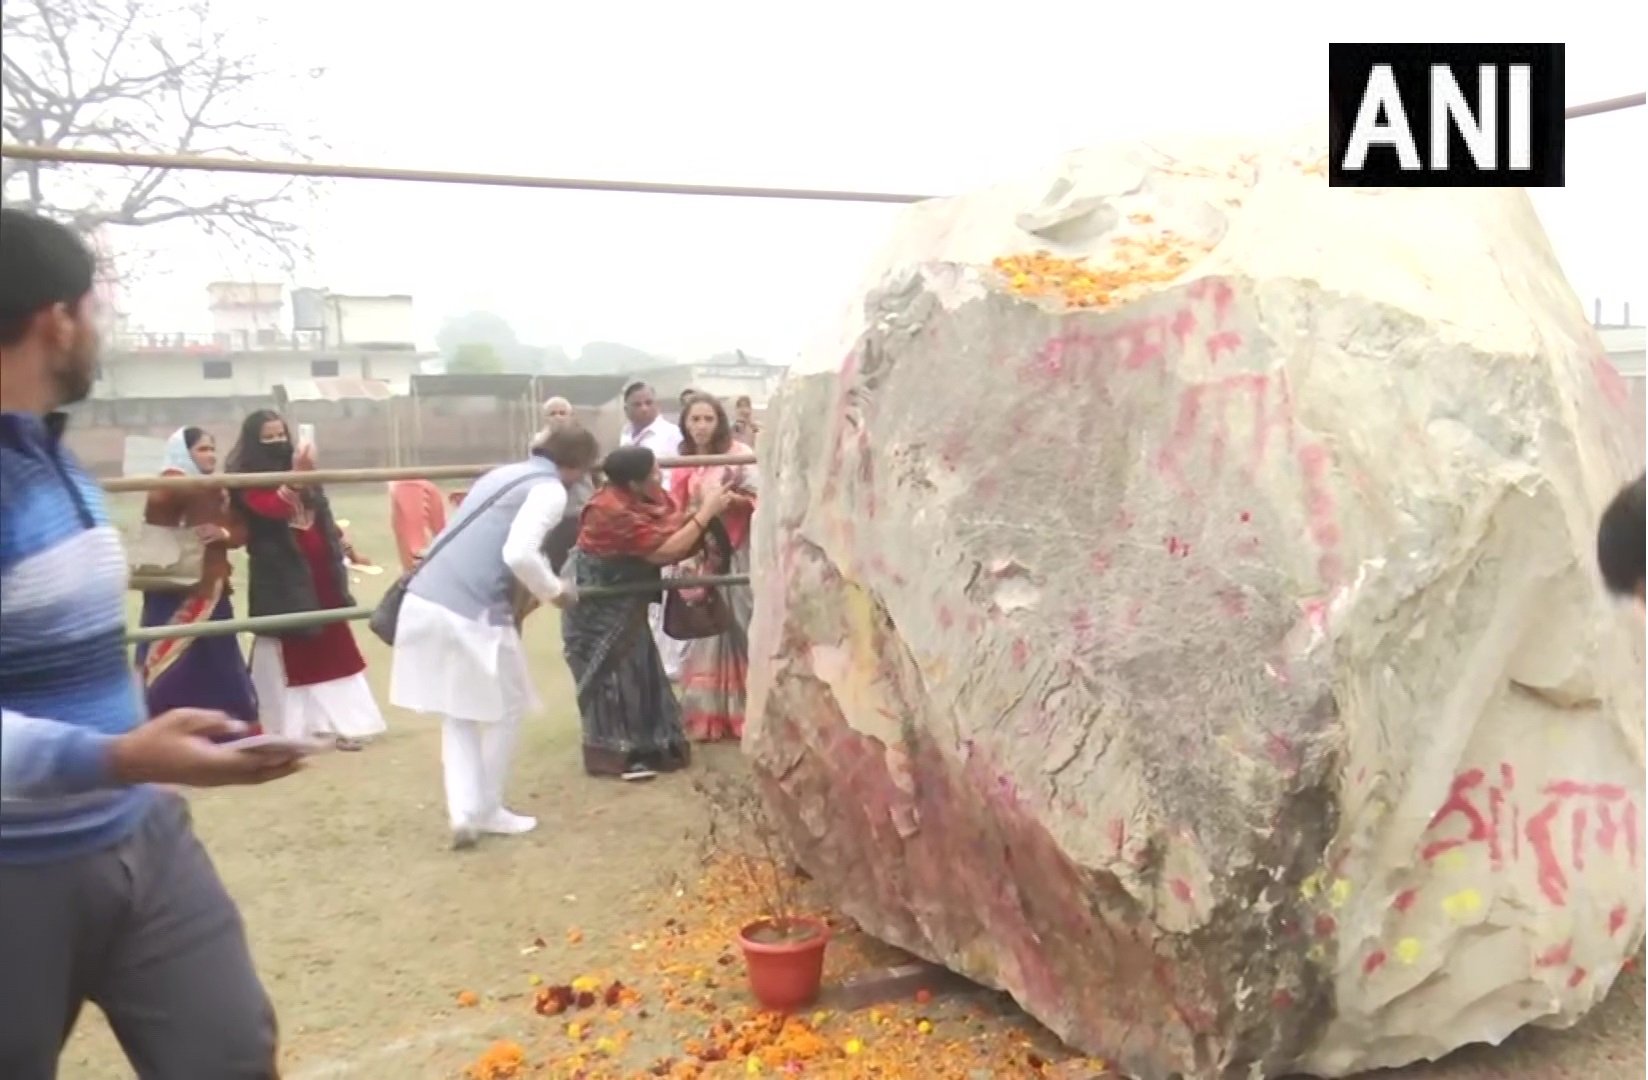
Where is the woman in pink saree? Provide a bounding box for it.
[670,394,757,742]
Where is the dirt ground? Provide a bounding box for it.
[60,490,1644,1079]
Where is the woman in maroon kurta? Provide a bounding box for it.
[228,410,386,749]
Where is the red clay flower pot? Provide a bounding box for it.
[737,916,831,1012]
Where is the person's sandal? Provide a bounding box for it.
[335,737,365,752]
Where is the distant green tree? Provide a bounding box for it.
[448,342,504,374]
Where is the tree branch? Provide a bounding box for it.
[0,0,315,274]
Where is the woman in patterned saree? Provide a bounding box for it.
[562,446,734,779]
[671,393,758,742]
[133,426,260,728]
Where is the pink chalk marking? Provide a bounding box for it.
[1568,967,1588,988]
[1170,878,1193,904]
[1264,733,1295,770]
[1124,601,1144,629]
[1121,320,1166,370]
[1592,354,1631,411]
[1206,330,1242,363]
[1107,818,1126,857]
[1392,889,1418,913]
[1210,279,1235,324]
[1609,904,1628,936]
[936,606,956,631]
[1171,307,1199,347]
[1317,555,1345,583]
[1216,589,1247,618]
[1597,803,1621,853]
[1314,914,1337,939]
[1363,950,1387,975]
[1535,940,1572,968]
[1010,638,1031,669]
[1239,510,1252,523]
[1089,551,1113,574]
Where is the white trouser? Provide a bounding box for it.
[441,717,522,829]
[648,602,687,679]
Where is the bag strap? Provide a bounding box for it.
[402,472,544,584]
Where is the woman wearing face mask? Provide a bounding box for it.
[133,426,260,729]
[227,409,386,750]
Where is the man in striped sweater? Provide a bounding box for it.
[0,209,304,1078]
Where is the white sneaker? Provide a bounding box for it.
[481,809,538,836]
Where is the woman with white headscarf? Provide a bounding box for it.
[132,426,261,729]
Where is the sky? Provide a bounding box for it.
[95,1,1646,362]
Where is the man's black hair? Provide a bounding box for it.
[603,445,655,486]
[622,381,651,403]
[0,208,97,347]
[1597,472,1646,598]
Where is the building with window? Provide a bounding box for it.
[94,284,433,400]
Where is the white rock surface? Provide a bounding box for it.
[746,131,1645,1079]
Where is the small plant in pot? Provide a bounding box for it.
[694,771,830,1012]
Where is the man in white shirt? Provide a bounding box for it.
[618,381,688,678]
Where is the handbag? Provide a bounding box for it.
[663,584,732,640]
[125,523,206,592]
[662,518,734,641]
[369,473,539,646]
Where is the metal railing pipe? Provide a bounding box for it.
[101,453,757,493]
[124,574,752,643]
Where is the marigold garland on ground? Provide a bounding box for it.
[462,855,1112,1078]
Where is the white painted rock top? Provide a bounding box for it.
[747,131,1645,1079]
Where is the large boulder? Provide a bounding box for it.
[743,133,1645,1079]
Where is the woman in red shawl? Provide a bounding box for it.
[562,446,733,778]
[228,410,386,750]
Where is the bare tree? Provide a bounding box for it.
[1,0,315,268]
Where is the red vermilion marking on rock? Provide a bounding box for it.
[1525,800,1567,906]
[1170,878,1193,904]
[1535,940,1572,968]
[1089,551,1112,574]
[1393,889,1418,913]
[1423,769,1490,861]
[1313,914,1337,938]
[1239,509,1252,523]
[1488,783,1505,868]
[936,606,955,630]
[1010,638,1030,669]
[1363,950,1387,975]
[1271,989,1295,1010]
[1568,967,1587,988]
[1609,904,1628,935]
[1571,807,1589,871]
[1206,330,1242,363]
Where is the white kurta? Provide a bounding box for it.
[388,479,567,834]
[249,641,386,741]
